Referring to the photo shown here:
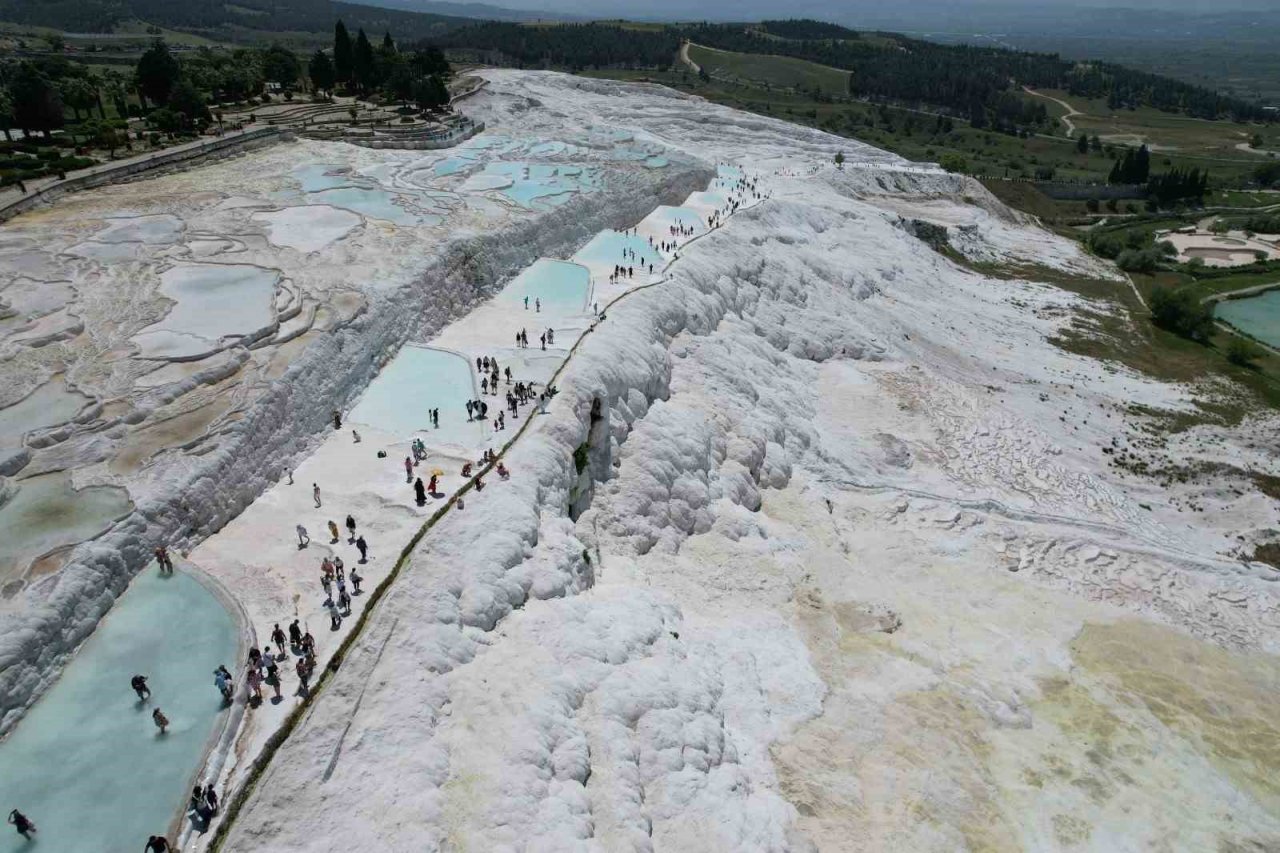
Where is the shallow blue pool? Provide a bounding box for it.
[307,187,437,226]
[348,345,482,446]
[1216,289,1280,348]
[573,231,664,273]
[649,205,707,238]
[0,568,238,853]
[501,259,591,314]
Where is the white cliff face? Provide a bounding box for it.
[219,71,1280,852]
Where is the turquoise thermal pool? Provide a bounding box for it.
[501,259,591,314]
[572,230,665,272]
[0,567,238,853]
[348,345,483,447]
[1215,290,1280,348]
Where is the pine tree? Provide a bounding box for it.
[334,21,353,86]
[1135,145,1150,183]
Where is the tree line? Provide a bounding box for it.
[677,25,1272,124]
[0,27,452,149]
[431,22,681,71]
[0,0,465,45]
[317,21,450,108]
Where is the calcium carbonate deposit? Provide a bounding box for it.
[2,69,1279,852]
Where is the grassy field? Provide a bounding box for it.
[1027,87,1280,158]
[686,43,851,98]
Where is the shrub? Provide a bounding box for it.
[1085,198,1100,212]
[1149,286,1214,343]
[938,152,967,174]
[1115,247,1163,273]
[1226,337,1263,368]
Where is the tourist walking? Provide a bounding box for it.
[145,835,171,851]
[203,784,219,816]
[131,674,150,701]
[405,456,414,482]
[288,619,302,649]
[154,545,174,573]
[327,599,342,630]
[356,535,369,564]
[313,483,322,508]
[296,524,309,548]
[345,514,356,542]
[246,666,262,703]
[271,624,287,655]
[328,520,340,543]
[415,477,426,505]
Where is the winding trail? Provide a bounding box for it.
[678,41,700,74]
[1024,86,1080,137]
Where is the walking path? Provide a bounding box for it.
[1023,86,1080,137]
[0,126,268,210]
[678,41,700,74]
[181,163,767,851]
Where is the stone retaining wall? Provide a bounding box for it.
[0,128,287,223]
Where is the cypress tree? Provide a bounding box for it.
[334,21,353,85]
[353,29,375,91]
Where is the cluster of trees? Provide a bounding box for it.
[133,40,213,134]
[1107,144,1151,184]
[0,56,132,147]
[314,22,450,109]
[1149,286,1214,343]
[1254,161,1280,188]
[433,22,681,71]
[1147,165,1209,206]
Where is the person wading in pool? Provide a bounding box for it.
[131,674,151,701]
[8,809,35,839]
[152,707,169,735]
